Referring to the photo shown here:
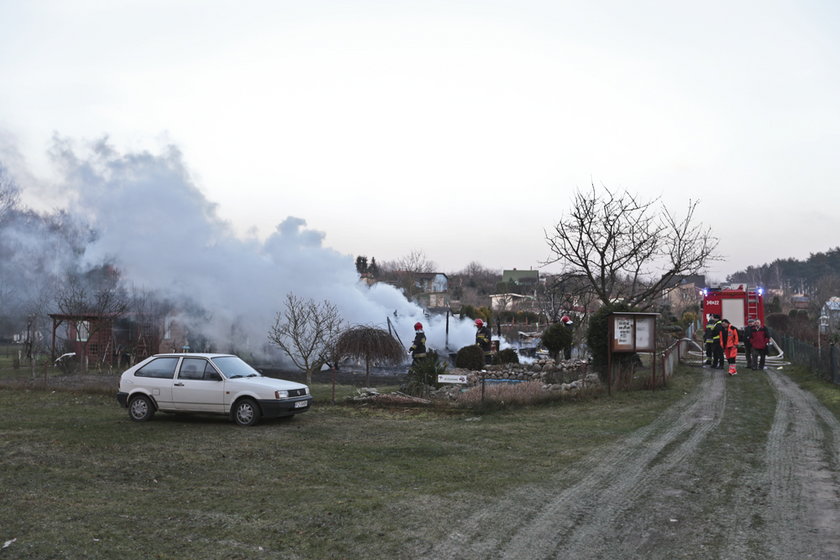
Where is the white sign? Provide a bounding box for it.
[615,318,633,346]
[438,374,469,384]
[636,319,651,349]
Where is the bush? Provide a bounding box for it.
[680,311,697,327]
[458,306,491,324]
[493,348,519,365]
[766,312,788,333]
[404,351,447,396]
[586,302,639,383]
[542,322,572,361]
[455,345,486,370]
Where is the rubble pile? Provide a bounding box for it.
[348,387,432,405]
[429,359,601,399]
[349,359,602,405]
[478,358,590,382]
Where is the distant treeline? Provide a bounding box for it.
[728,247,840,293]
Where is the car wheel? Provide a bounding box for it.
[128,394,155,422]
[232,398,261,426]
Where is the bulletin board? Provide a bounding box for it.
[607,312,659,395]
[609,313,657,353]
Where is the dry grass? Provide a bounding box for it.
[0,369,700,559]
[0,373,119,396]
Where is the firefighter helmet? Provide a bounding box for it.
[561,315,573,325]
[474,319,484,327]
[414,322,423,330]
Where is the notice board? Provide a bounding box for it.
[609,313,657,353]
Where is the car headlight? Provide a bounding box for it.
[274,390,289,399]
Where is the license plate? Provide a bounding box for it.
[294,400,308,408]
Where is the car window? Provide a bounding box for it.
[202,362,221,381]
[211,356,261,379]
[135,357,179,379]
[178,358,207,380]
[177,358,222,381]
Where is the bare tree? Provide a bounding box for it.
[55,271,129,372]
[447,261,499,307]
[267,294,345,385]
[537,273,597,322]
[379,250,437,299]
[810,274,840,321]
[0,164,20,223]
[123,288,175,365]
[545,183,719,310]
[394,249,436,274]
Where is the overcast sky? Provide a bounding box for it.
[2,0,838,283]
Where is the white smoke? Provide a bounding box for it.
[26,137,478,358]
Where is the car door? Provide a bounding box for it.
[132,356,180,409]
[172,357,225,413]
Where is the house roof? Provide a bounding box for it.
[490,292,534,300]
[662,274,706,289]
[823,297,840,311]
[502,269,539,284]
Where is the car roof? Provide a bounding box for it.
[151,353,236,359]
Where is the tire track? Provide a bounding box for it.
[427,371,726,560]
[763,371,840,559]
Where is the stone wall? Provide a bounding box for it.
[435,358,601,398]
[460,358,590,383]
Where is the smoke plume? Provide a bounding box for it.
[3,137,477,361]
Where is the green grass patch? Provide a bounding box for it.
[781,363,840,417]
[0,366,702,559]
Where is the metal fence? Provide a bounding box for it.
[657,336,697,387]
[777,336,840,384]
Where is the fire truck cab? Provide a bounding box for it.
[702,284,765,330]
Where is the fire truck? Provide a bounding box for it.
[702,284,765,330]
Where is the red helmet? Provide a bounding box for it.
[474,319,484,327]
[561,315,572,324]
[414,322,423,330]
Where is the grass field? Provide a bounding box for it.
[1,361,837,559]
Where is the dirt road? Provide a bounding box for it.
[423,368,840,559]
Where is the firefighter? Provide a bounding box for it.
[720,318,740,375]
[749,320,771,370]
[710,314,725,369]
[743,318,756,369]
[409,322,427,365]
[474,318,492,364]
[703,314,717,366]
[560,315,574,360]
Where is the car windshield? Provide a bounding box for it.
[211,356,261,379]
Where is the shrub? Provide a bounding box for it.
[493,348,520,365]
[766,313,788,333]
[542,322,572,361]
[680,311,697,327]
[455,345,486,370]
[404,351,447,396]
[586,302,639,383]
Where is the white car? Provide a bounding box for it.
[116,353,312,426]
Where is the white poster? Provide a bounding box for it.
[615,318,633,346]
[635,318,651,350]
